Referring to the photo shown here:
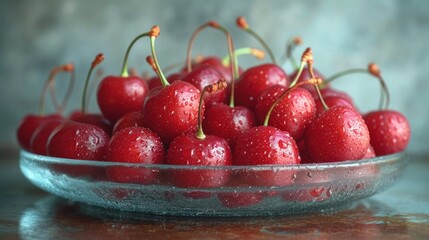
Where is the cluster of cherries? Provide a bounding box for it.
[17,17,410,205]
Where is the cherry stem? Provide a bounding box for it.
[289,48,313,87]
[323,65,390,109]
[38,64,74,115]
[264,78,322,126]
[368,63,390,109]
[120,32,151,77]
[211,23,237,107]
[148,26,169,87]
[197,79,228,140]
[86,68,104,108]
[236,16,276,64]
[221,47,265,67]
[308,62,329,111]
[48,64,75,115]
[82,54,104,114]
[186,22,212,73]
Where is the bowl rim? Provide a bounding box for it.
[20,150,407,171]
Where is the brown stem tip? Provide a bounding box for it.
[293,36,303,45]
[150,25,160,38]
[208,20,220,28]
[91,54,104,68]
[236,16,249,30]
[146,56,157,72]
[368,63,381,77]
[302,48,313,64]
[205,78,227,93]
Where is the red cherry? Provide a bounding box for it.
[166,135,232,188]
[147,73,181,90]
[233,126,300,186]
[364,110,410,156]
[105,127,165,184]
[234,64,289,110]
[305,106,370,162]
[47,122,109,160]
[315,95,355,117]
[17,114,62,150]
[17,63,74,150]
[29,118,65,155]
[143,27,203,145]
[97,75,148,123]
[144,80,202,145]
[315,88,355,107]
[112,111,145,134]
[255,85,316,141]
[72,113,112,136]
[97,30,153,123]
[297,139,313,164]
[196,56,234,84]
[165,79,232,188]
[202,104,256,149]
[182,65,227,106]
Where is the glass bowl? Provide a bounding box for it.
[20,150,407,217]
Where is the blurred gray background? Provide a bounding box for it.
[1,0,428,155]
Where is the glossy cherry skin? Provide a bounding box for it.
[255,85,316,141]
[195,56,238,84]
[234,64,289,110]
[47,122,109,160]
[182,65,227,106]
[363,145,376,159]
[314,88,355,107]
[29,118,65,155]
[166,135,232,188]
[315,95,355,118]
[233,126,300,186]
[147,73,181,90]
[305,106,370,163]
[105,127,165,184]
[71,113,112,136]
[17,114,62,150]
[97,75,149,123]
[202,104,256,149]
[143,81,203,145]
[112,111,145,134]
[364,110,410,156]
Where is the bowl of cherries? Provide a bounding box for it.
[17,17,410,217]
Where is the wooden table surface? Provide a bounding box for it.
[1,150,428,240]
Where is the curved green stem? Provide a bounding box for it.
[120,32,151,77]
[309,64,329,111]
[186,23,211,73]
[82,68,94,114]
[244,28,276,64]
[150,36,169,87]
[289,61,306,87]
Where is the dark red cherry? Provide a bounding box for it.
[233,126,300,186]
[147,73,181,90]
[234,64,289,110]
[165,79,231,188]
[196,56,234,84]
[105,127,165,184]
[144,80,202,145]
[315,95,355,117]
[305,106,370,162]
[47,122,109,160]
[112,111,145,134]
[97,76,149,123]
[182,65,227,106]
[364,110,410,156]
[29,118,65,155]
[202,104,256,149]
[97,30,154,123]
[17,114,62,150]
[72,113,112,136]
[255,85,316,141]
[166,135,232,188]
